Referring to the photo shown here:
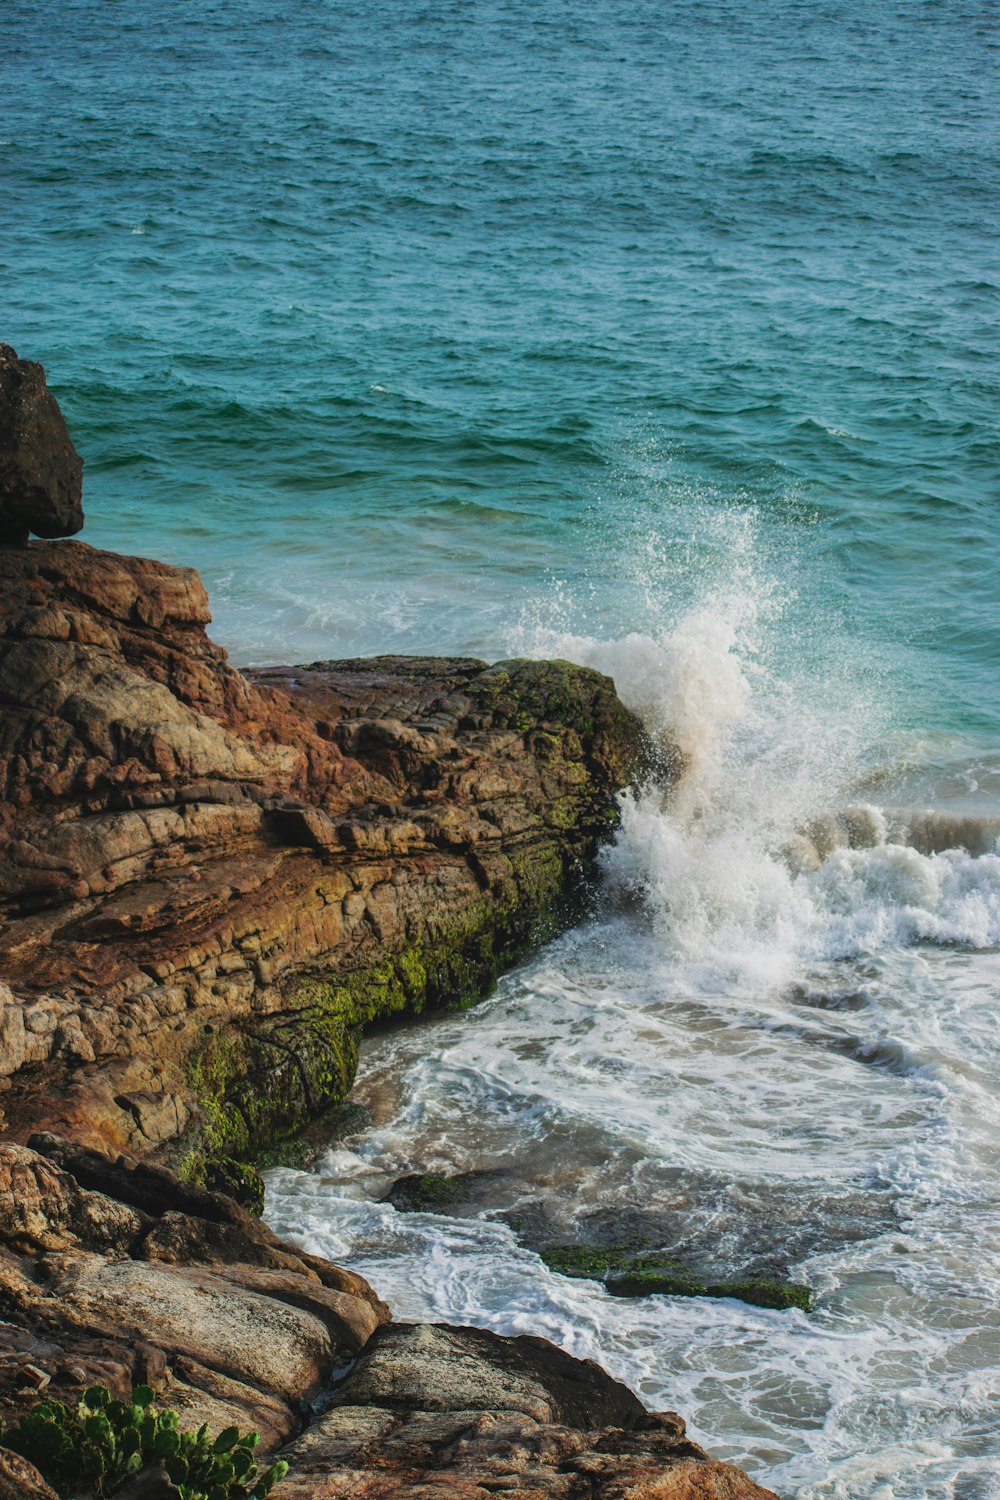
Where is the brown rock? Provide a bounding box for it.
[0,1446,60,1500]
[337,1322,647,1430]
[0,543,655,1172]
[42,1254,334,1404]
[266,1322,780,1498]
[0,346,83,547]
[271,1405,780,1500]
[0,1142,148,1254]
[209,1264,385,1352]
[0,1140,389,1448]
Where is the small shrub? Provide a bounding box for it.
[0,1384,289,1499]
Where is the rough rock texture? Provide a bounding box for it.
[0,347,83,547]
[0,540,654,1189]
[0,1143,777,1499]
[0,1446,60,1499]
[0,1136,388,1444]
[270,1324,780,1500]
[339,1323,647,1429]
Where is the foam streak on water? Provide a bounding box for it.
[268,522,1000,1500]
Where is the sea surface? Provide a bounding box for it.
[4,2,1000,1495]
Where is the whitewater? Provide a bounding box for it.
[267,511,1000,1500]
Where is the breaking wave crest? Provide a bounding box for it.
[522,546,1000,989]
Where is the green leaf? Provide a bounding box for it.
[165,1452,190,1483]
[120,1427,142,1458]
[154,1427,181,1458]
[231,1448,254,1479]
[83,1412,114,1445]
[256,1459,289,1495]
[237,1432,260,1451]
[83,1385,111,1410]
[212,1425,240,1454]
[132,1384,156,1409]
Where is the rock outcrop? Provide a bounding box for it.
[0,1138,777,1499]
[271,1323,780,1500]
[0,374,775,1498]
[0,1135,389,1445]
[0,348,83,548]
[0,541,656,1194]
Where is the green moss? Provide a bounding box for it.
[540,1244,812,1313]
[202,1157,266,1213]
[180,840,572,1189]
[539,1244,642,1279]
[704,1279,814,1313]
[254,1135,316,1173]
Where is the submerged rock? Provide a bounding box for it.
[538,1243,812,1312]
[0,346,83,547]
[383,1170,492,1213]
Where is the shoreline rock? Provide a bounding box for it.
[0,346,83,548]
[0,540,658,1198]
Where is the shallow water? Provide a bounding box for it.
[6,1,1000,1493]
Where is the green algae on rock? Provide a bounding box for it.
[538,1245,813,1313]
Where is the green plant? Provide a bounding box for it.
[0,1384,289,1500]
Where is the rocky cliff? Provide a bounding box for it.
[0,539,656,1200]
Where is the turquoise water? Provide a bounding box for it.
[4,2,999,730]
[7,3,1000,1496]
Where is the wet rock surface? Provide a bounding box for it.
[0,346,83,547]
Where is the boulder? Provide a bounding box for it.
[0,1448,60,1500]
[268,1319,781,1497]
[0,1139,388,1443]
[336,1322,646,1430]
[0,346,83,546]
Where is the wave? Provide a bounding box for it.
[520,522,1000,990]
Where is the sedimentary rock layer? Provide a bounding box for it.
[0,540,656,1191]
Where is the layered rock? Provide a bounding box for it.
[0,1135,388,1445]
[0,370,781,1499]
[0,541,655,1191]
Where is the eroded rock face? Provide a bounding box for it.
[0,1136,389,1444]
[0,542,655,1182]
[0,347,83,547]
[270,1324,780,1500]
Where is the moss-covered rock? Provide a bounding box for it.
[385,1173,483,1213]
[539,1244,813,1313]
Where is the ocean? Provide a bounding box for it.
[4,1,999,1494]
